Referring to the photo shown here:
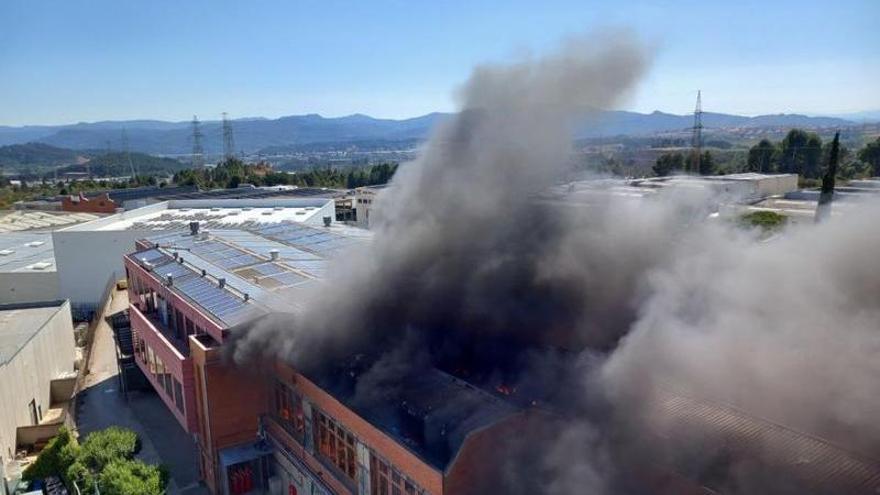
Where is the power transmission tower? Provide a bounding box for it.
[690,90,703,174]
[121,128,138,179]
[222,112,236,162]
[191,115,205,169]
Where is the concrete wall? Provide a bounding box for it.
[0,272,59,305]
[52,229,148,310]
[0,301,75,462]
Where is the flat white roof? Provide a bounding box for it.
[63,198,335,232]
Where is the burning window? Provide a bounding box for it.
[273,380,305,441]
[370,454,422,495]
[314,410,357,480]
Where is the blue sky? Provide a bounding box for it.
[1,0,877,126]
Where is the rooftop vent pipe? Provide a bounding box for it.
[166,274,173,286]
[323,216,332,227]
[269,249,279,261]
[201,269,207,277]
[244,293,250,302]
[190,221,200,236]
[218,278,226,289]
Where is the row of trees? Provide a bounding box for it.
[173,159,398,190]
[747,131,880,179]
[652,150,716,177]
[23,426,167,495]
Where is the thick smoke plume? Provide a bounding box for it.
[230,31,880,494]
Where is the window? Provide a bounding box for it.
[173,378,185,414]
[185,317,195,337]
[147,346,157,374]
[273,381,305,441]
[314,410,357,480]
[371,455,422,495]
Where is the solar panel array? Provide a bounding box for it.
[175,275,254,324]
[189,240,262,270]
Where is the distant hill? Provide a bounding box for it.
[0,110,861,155]
[0,142,184,177]
[0,142,84,168]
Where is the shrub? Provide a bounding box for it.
[99,459,169,495]
[738,211,788,231]
[22,427,80,483]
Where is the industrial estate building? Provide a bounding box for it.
[0,300,76,469]
[53,197,337,317]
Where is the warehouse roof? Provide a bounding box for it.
[127,212,370,326]
[62,198,339,232]
[0,232,56,273]
[0,300,67,366]
[649,388,880,494]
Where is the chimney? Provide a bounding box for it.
[323,216,332,227]
[218,278,226,289]
[190,221,200,236]
[269,249,279,261]
[244,293,250,302]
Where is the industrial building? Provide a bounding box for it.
[0,300,77,477]
[0,233,59,304]
[53,197,337,317]
[121,214,543,495]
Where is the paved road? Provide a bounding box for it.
[75,288,207,495]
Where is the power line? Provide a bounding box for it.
[690,90,703,174]
[222,112,236,161]
[191,115,205,169]
[121,128,137,178]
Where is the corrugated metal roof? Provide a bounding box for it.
[649,389,880,494]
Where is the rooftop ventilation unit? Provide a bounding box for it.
[201,269,207,277]
[30,262,53,270]
[189,221,200,236]
[0,249,14,256]
[244,293,250,302]
[269,249,279,261]
[25,241,45,247]
[143,261,154,271]
[218,278,226,289]
[166,274,174,286]
[323,216,332,227]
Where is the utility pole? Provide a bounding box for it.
[222,112,236,162]
[121,128,137,179]
[191,115,205,169]
[691,90,703,174]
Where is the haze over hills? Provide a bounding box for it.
[0,110,867,155]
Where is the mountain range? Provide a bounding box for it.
[0,110,866,156]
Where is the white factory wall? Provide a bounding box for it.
[0,272,59,305]
[52,230,147,314]
[0,301,75,463]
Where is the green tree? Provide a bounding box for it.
[858,136,880,176]
[23,427,80,484]
[778,129,823,178]
[99,460,168,495]
[653,152,683,177]
[747,139,777,173]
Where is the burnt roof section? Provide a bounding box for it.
[311,362,519,471]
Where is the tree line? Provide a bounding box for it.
[746,131,880,179]
[653,130,880,179]
[173,159,397,190]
